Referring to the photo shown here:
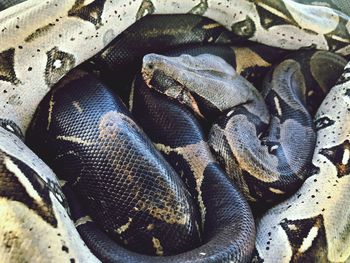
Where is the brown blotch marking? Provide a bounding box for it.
[280,215,327,261]
[3,231,19,250]
[136,0,155,19]
[232,47,271,75]
[189,0,208,15]
[68,0,108,29]
[45,47,76,87]
[319,140,350,178]
[25,24,55,42]
[154,142,210,227]
[253,0,298,29]
[98,112,190,225]
[0,48,20,85]
[0,154,58,226]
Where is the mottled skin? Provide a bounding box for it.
[142,53,267,120]
[27,69,255,262]
[141,53,316,207]
[27,70,202,257]
[0,0,349,262]
[0,0,349,132]
[140,51,349,262]
[255,61,350,263]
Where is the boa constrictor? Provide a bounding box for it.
[0,0,350,262]
[26,64,256,261]
[140,51,333,208]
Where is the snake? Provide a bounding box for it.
[138,50,346,211]
[26,65,256,261]
[0,0,350,262]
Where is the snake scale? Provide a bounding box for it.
[0,0,350,262]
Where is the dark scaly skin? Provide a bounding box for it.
[140,51,347,211]
[23,15,268,262]
[21,12,344,263]
[211,51,347,209]
[162,44,289,91]
[277,51,349,116]
[209,57,317,206]
[131,75,255,262]
[93,14,242,67]
[86,14,289,102]
[87,14,239,101]
[0,0,348,261]
[209,51,347,209]
[26,69,255,263]
[27,70,201,256]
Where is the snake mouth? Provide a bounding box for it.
[141,65,206,119]
[141,64,154,86]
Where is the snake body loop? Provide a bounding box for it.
[27,68,255,262]
[27,70,204,257]
[140,51,346,209]
[0,1,349,262]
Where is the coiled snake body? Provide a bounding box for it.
[0,1,350,262]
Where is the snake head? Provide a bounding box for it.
[141,53,253,120]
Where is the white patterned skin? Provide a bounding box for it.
[0,0,349,262]
[0,128,100,262]
[0,0,349,132]
[255,65,350,262]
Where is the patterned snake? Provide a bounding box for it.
[0,0,350,262]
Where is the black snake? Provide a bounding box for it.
[0,1,350,262]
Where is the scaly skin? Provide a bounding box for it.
[0,1,349,262]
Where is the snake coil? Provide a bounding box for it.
[0,1,349,262]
